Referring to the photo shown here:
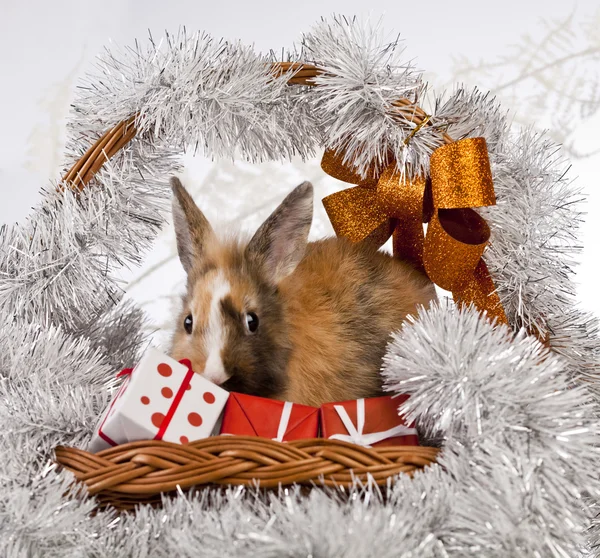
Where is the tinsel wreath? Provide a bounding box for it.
[1,15,600,557]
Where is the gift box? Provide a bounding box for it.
[219,392,319,441]
[89,347,229,452]
[320,395,419,447]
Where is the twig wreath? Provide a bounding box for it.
[2,17,600,557]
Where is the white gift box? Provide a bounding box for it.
[89,347,229,453]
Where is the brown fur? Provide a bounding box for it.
[279,238,435,406]
[169,178,437,407]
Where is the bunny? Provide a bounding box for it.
[169,177,437,407]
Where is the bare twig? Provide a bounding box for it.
[444,9,600,158]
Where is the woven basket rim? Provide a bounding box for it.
[55,435,439,510]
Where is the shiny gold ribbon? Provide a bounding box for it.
[321,137,508,325]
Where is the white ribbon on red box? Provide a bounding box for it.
[221,400,293,441]
[273,401,293,443]
[329,398,417,447]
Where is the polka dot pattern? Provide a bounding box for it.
[157,363,172,377]
[188,412,203,427]
[138,358,223,445]
[151,412,165,428]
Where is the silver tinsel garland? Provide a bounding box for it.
[1,15,598,557]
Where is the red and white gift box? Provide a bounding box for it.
[219,392,319,441]
[320,395,419,447]
[89,347,229,452]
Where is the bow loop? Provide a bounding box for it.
[423,207,489,292]
[322,185,388,244]
[322,151,428,269]
[321,148,379,188]
[429,137,496,209]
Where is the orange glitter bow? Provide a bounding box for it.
[321,137,508,325]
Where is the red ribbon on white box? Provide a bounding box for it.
[272,401,293,443]
[328,398,418,447]
[153,359,195,441]
[99,358,195,446]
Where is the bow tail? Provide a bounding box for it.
[454,260,508,324]
[424,208,508,325]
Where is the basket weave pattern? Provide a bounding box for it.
[55,436,439,510]
[54,61,441,509]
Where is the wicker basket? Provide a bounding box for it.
[55,437,439,510]
[53,61,442,510]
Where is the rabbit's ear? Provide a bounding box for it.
[171,177,215,274]
[246,181,313,284]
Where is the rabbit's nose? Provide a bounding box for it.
[202,352,230,386]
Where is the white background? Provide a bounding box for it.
[2,0,599,344]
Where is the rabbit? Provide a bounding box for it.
[168,177,437,407]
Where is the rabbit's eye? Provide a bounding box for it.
[245,312,259,334]
[183,314,193,334]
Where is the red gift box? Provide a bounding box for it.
[219,392,319,441]
[320,395,419,447]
